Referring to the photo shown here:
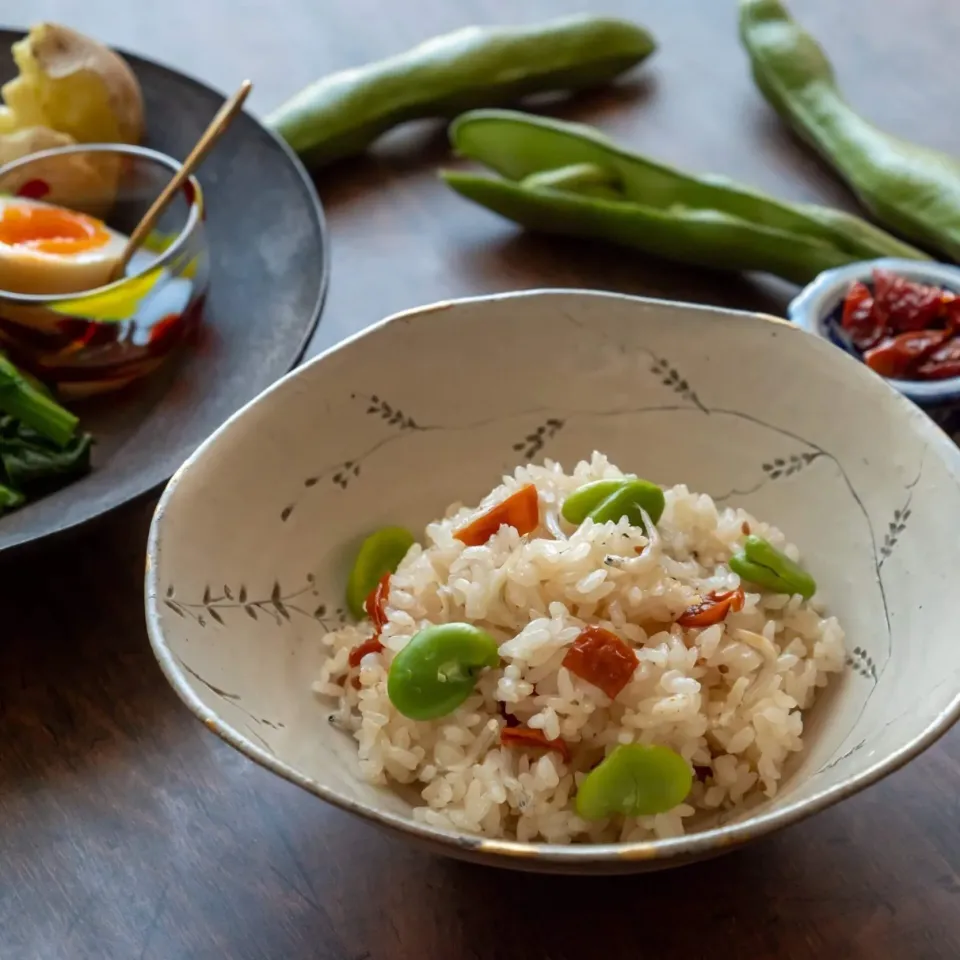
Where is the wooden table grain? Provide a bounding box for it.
[3,1,960,957]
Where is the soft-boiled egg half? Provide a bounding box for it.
[0,195,128,296]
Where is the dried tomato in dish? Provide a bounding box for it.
[676,587,745,628]
[863,329,951,379]
[841,280,884,350]
[561,626,639,700]
[917,336,960,380]
[840,270,960,381]
[453,483,539,546]
[499,726,571,763]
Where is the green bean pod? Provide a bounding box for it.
[267,16,656,169]
[442,110,928,284]
[729,534,816,598]
[739,0,960,260]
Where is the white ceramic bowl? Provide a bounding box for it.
[146,290,960,874]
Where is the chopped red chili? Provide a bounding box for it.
[676,587,745,628]
[348,573,391,668]
[364,572,391,633]
[453,484,539,547]
[561,626,639,700]
[840,271,960,381]
[348,635,384,668]
[500,726,570,763]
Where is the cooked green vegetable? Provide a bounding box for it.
[346,526,416,619]
[442,109,929,284]
[268,15,656,169]
[569,478,665,530]
[575,744,693,820]
[387,622,499,720]
[729,534,816,598]
[0,353,78,448]
[0,415,92,514]
[739,0,960,260]
[561,478,636,524]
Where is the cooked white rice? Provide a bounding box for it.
[314,452,845,843]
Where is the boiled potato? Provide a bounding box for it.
[0,23,144,145]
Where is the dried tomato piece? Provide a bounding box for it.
[863,329,951,379]
[348,635,384,668]
[916,336,960,380]
[561,626,639,700]
[364,572,391,633]
[454,484,540,546]
[676,587,745,628]
[841,281,884,350]
[500,726,570,763]
[872,269,944,333]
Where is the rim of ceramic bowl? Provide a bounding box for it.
[146,289,960,867]
[0,142,203,305]
[788,257,960,405]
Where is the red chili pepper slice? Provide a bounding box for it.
[364,572,391,633]
[676,587,745,628]
[500,726,570,763]
[841,281,884,350]
[561,626,639,700]
[348,636,384,669]
[348,573,392,667]
[453,484,540,547]
[916,336,960,380]
[863,329,951,379]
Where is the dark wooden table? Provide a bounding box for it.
[3,1,960,957]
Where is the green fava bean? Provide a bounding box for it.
[388,623,500,721]
[587,479,665,529]
[561,478,632,524]
[576,744,693,821]
[346,526,416,619]
[730,534,816,599]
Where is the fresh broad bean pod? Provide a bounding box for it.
[739,0,960,261]
[267,16,656,169]
[441,110,928,284]
[729,534,816,599]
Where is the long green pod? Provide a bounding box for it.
[448,110,927,262]
[268,16,656,169]
[739,0,960,260]
[442,170,857,283]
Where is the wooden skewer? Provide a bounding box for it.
[110,79,253,281]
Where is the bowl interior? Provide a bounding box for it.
[147,290,960,867]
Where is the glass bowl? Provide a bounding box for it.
[0,144,209,397]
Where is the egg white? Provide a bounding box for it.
[0,195,128,296]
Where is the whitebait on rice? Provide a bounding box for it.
[314,452,845,843]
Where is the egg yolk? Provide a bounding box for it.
[0,203,111,256]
